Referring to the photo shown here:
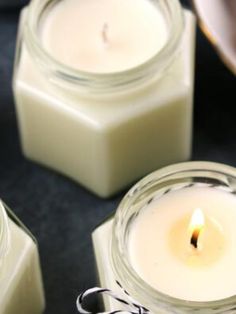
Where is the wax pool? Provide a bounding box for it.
[128,186,236,301]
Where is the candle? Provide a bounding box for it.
[13,0,195,197]
[41,0,168,73]
[128,185,233,301]
[93,162,236,312]
[0,201,45,314]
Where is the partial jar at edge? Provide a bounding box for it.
[0,201,45,314]
[92,162,236,314]
[13,0,196,197]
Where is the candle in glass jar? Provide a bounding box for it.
[13,0,195,197]
[41,0,168,72]
[0,201,45,314]
[128,185,236,301]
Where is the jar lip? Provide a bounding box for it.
[24,0,184,91]
[112,161,236,310]
[0,201,10,260]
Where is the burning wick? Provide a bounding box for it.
[102,23,109,45]
[191,229,200,249]
[189,208,205,249]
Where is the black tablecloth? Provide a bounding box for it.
[0,1,235,313]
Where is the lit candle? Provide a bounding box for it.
[93,162,236,312]
[128,185,235,301]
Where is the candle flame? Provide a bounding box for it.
[189,208,205,249]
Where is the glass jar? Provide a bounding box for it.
[13,0,195,197]
[93,162,236,313]
[0,200,45,314]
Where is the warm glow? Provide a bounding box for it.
[189,208,205,249]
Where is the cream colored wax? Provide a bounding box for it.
[0,202,45,314]
[13,0,195,197]
[41,0,168,72]
[128,186,236,301]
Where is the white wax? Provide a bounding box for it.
[41,0,168,73]
[128,186,236,301]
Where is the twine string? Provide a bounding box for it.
[76,281,149,314]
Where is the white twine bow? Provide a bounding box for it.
[76,281,149,314]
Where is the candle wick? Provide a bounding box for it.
[102,23,109,45]
[190,229,199,249]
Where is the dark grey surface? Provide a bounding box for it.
[0,0,28,10]
[0,1,236,314]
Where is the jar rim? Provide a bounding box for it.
[111,161,236,311]
[0,201,10,260]
[24,0,184,92]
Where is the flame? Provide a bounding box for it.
[189,208,205,249]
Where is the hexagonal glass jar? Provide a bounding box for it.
[93,162,236,313]
[13,0,195,197]
[0,201,45,314]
